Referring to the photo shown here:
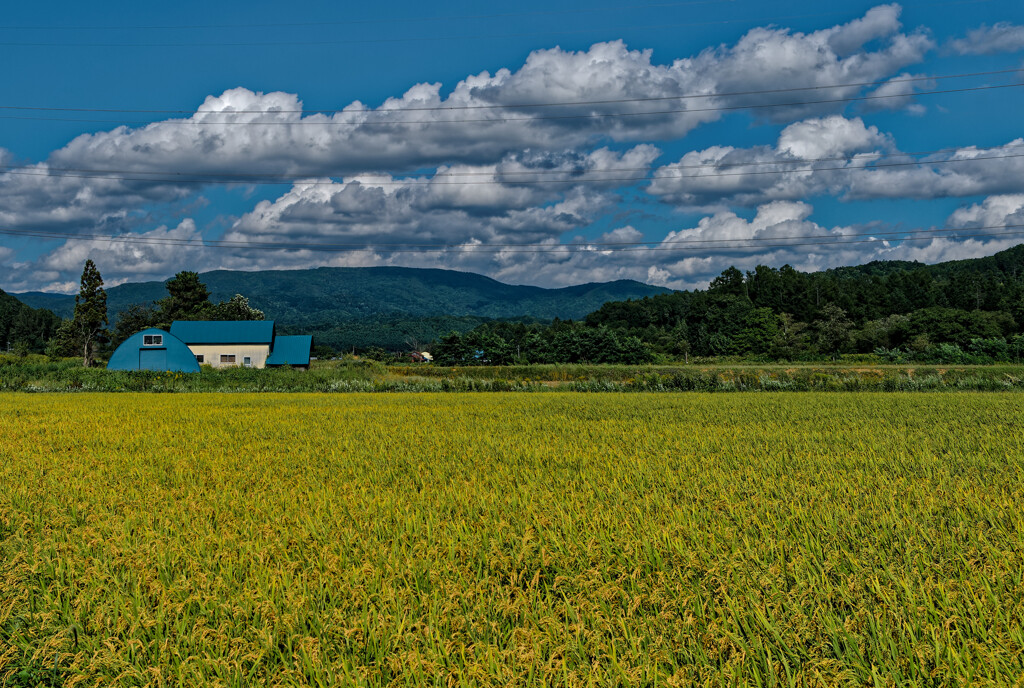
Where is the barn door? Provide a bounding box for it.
[139,348,167,371]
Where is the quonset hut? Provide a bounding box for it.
[107,328,201,372]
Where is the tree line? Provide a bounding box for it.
[431,245,1024,365]
[12,244,1024,366]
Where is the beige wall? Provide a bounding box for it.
[188,344,271,369]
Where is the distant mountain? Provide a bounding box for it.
[824,245,1024,281]
[14,246,1024,352]
[12,267,671,350]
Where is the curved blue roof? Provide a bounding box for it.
[107,328,201,373]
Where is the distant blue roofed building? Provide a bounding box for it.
[266,335,313,368]
[169,320,312,369]
[107,328,201,373]
[107,321,313,372]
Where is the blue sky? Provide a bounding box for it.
[1,0,1023,292]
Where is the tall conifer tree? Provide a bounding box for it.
[74,259,108,367]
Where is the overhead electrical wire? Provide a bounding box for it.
[3,82,1019,127]
[3,149,1022,187]
[0,0,998,46]
[4,68,1018,115]
[0,0,989,31]
[0,12,882,48]
[2,223,1023,255]
[6,138,1024,182]
[0,70,1018,188]
[2,4,1015,264]
[0,1,741,30]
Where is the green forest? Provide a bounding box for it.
[0,290,61,355]
[9,244,1024,366]
[431,244,1024,365]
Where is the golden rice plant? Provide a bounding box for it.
[1,392,1023,686]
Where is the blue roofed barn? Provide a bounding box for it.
[170,320,276,369]
[107,328,201,373]
[169,321,312,370]
[108,321,312,372]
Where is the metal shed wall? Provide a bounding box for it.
[107,328,201,372]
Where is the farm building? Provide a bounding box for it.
[106,321,313,372]
[107,328,202,373]
[169,320,312,370]
[266,334,313,368]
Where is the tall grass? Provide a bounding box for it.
[2,393,1023,685]
[4,356,1024,393]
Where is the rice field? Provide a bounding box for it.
[1,392,1023,686]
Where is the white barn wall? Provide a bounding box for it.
[187,344,271,369]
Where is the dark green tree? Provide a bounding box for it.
[735,307,779,355]
[709,266,747,298]
[769,313,809,360]
[815,303,853,360]
[157,271,212,322]
[45,319,80,358]
[0,290,61,354]
[433,332,474,365]
[73,259,108,367]
[209,294,265,321]
[111,304,159,348]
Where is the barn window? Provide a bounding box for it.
[195,354,204,363]
[143,335,163,346]
[220,354,236,364]
[243,356,252,367]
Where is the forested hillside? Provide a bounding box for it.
[13,266,668,351]
[585,244,1024,360]
[433,244,1024,364]
[15,246,1024,360]
[14,267,670,321]
[0,289,61,353]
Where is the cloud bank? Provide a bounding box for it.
[648,116,1024,208]
[4,4,1021,295]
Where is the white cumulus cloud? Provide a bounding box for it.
[648,115,891,207]
[947,194,1024,229]
[649,116,1024,208]
[223,146,657,248]
[0,6,931,236]
[949,22,1024,55]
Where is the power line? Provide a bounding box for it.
[7,140,1024,181]
[0,1,998,46]
[2,82,1020,129]
[647,151,1024,182]
[3,68,1017,115]
[3,223,1023,254]
[0,0,991,31]
[4,148,1023,187]
[0,12,868,48]
[0,1,738,30]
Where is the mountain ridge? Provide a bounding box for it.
[13,266,669,320]
[11,266,671,349]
